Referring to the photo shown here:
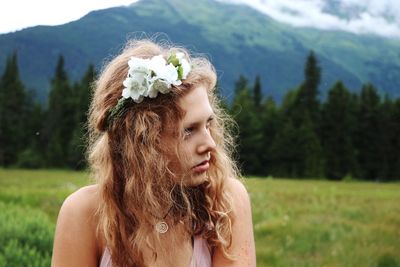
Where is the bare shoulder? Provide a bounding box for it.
[56,185,100,229]
[213,178,256,267]
[224,178,251,213]
[51,185,101,267]
[224,177,249,199]
[61,185,99,216]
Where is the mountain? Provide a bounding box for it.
[0,0,399,102]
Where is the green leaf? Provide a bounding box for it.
[106,98,129,128]
[167,54,179,67]
[177,66,183,80]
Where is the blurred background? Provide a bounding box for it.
[0,0,399,266]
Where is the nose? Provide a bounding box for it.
[197,128,216,154]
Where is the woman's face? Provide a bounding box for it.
[177,85,216,186]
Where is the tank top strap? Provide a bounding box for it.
[99,236,212,267]
[188,236,212,267]
[99,247,112,267]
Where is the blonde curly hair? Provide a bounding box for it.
[87,39,239,266]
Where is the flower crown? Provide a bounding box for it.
[106,52,191,128]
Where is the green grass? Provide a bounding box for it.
[246,177,400,267]
[0,169,91,222]
[1,169,400,266]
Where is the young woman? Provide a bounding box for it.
[51,39,256,267]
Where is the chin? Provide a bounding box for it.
[184,172,208,187]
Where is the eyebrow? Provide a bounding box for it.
[184,115,214,128]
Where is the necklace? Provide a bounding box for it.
[151,206,173,234]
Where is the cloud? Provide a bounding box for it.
[220,0,400,39]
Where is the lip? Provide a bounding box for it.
[192,160,209,173]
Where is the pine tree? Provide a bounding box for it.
[16,103,45,168]
[298,116,324,178]
[270,89,299,177]
[253,74,262,110]
[0,62,3,165]
[379,96,400,181]
[320,81,357,180]
[291,51,321,128]
[44,55,74,167]
[390,99,400,180]
[269,118,300,177]
[67,64,95,169]
[0,52,30,166]
[270,114,323,178]
[354,83,382,180]
[214,80,229,111]
[234,75,249,95]
[274,52,324,178]
[259,96,281,176]
[230,76,263,175]
[75,64,94,126]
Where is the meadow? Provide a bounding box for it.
[0,169,399,267]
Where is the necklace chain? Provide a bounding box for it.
[150,205,173,234]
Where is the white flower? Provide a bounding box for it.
[122,77,147,103]
[148,55,167,73]
[161,63,180,85]
[180,58,191,79]
[108,53,193,126]
[175,52,185,62]
[120,53,191,104]
[148,56,179,86]
[121,57,153,102]
[176,52,191,79]
[148,79,170,98]
[128,57,150,72]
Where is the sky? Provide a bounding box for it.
[0,0,135,33]
[1,0,400,39]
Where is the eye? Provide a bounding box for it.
[184,127,194,137]
[206,118,214,129]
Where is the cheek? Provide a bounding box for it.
[178,142,196,168]
[178,143,190,162]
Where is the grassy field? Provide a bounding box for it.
[0,169,399,266]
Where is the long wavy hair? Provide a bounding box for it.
[87,39,239,266]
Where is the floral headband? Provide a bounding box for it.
[106,52,191,128]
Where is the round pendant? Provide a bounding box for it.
[155,221,169,234]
